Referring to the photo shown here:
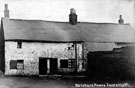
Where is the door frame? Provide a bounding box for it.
[39,57,58,75]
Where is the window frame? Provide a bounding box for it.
[10,60,24,70]
[60,59,76,68]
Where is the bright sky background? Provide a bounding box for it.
[0,0,135,28]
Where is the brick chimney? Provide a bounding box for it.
[69,8,77,25]
[118,15,124,24]
[4,4,9,18]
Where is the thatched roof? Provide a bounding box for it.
[1,18,135,43]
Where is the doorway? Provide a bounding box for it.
[39,58,57,75]
[39,58,47,75]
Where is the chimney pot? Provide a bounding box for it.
[5,4,8,10]
[70,8,76,14]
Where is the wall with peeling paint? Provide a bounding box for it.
[5,41,84,75]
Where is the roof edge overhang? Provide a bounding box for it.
[5,39,83,43]
[5,39,135,44]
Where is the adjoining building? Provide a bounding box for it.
[0,4,135,76]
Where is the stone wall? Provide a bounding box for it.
[5,41,84,75]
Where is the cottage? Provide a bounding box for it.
[0,4,135,76]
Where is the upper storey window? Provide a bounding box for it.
[17,41,22,49]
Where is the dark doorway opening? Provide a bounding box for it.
[50,58,57,74]
[39,58,58,75]
[39,58,47,75]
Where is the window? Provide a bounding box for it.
[17,41,22,49]
[60,60,68,68]
[10,60,24,70]
[60,59,76,68]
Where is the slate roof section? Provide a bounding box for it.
[1,18,135,43]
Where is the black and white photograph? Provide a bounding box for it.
[0,0,135,88]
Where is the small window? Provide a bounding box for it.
[17,41,22,49]
[10,60,24,70]
[10,60,17,69]
[68,44,74,50]
[60,60,68,68]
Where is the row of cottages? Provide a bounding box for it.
[0,4,135,76]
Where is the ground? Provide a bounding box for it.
[0,75,134,88]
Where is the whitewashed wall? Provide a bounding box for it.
[5,41,83,75]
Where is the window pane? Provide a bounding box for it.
[10,60,17,69]
[69,59,76,68]
[17,41,22,48]
[17,60,24,70]
[60,60,68,68]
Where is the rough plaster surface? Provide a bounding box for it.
[5,41,84,75]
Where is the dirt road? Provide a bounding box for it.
[0,76,134,88]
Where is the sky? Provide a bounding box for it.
[0,0,135,28]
